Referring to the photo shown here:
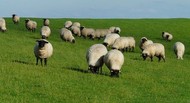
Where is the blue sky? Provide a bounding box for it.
[0,0,190,18]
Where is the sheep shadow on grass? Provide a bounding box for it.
[12,60,34,65]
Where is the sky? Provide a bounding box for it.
[0,0,190,18]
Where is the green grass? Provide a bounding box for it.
[0,18,190,103]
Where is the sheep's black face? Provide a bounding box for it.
[12,14,16,17]
[37,40,48,48]
[88,65,98,73]
[142,53,148,60]
[141,38,147,43]
[80,26,85,31]
[25,19,29,23]
[114,29,120,34]
[103,42,108,47]
[111,70,119,77]
[72,39,75,43]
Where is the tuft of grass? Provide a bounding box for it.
[0,18,190,103]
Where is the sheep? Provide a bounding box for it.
[109,26,121,34]
[93,29,112,39]
[104,49,124,77]
[173,42,185,60]
[34,39,53,66]
[43,18,50,26]
[86,44,108,73]
[70,25,81,37]
[139,37,153,51]
[12,14,20,24]
[72,22,80,28]
[103,33,120,47]
[60,28,75,43]
[25,19,37,32]
[64,21,72,29]
[142,43,165,62]
[0,18,6,32]
[112,37,136,52]
[162,32,173,41]
[80,26,95,39]
[40,26,51,39]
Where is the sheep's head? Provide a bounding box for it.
[110,70,120,77]
[142,51,149,60]
[12,14,16,17]
[25,19,30,23]
[141,37,148,43]
[103,42,108,47]
[36,39,48,48]
[1,27,7,32]
[88,65,98,73]
[72,39,75,43]
[80,26,85,31]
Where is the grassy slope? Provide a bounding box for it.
[0,18,190,103]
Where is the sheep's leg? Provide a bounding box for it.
[40,58,43,66]
[44,58,47,66]
[158,56,161,62]
[162,57,165,62]
[36,57,39,65]
[150,56,153,62]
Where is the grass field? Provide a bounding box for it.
[0,18,190,103]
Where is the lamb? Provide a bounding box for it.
[142,43,165,62]
[80,26,95,39]
[64,21,72,29]
[41,26,51,39]
[34,39,53,66]
[12,14,20,24]
[103,33,120,47]
[70,25,81,37]
[162,32,173,41]
[139,37,153,51]
[60,28,75,43]
[25,19,37,32]
[72,22,80,28]
[43,18,50,26]
[86,44,108,73]
[0,18,6,32]
[112,37,136,52]
[104,49,124,77]
[173,42,185,60]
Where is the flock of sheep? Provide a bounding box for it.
[0,14,186,77]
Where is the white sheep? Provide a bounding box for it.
[86,44,108,73]
[25,19,37,32]
[112,37,136,52]
[109,26,121,34]
[0,18,6,32]
[103,33,120,47]
[12,14,20,24]
[162,32,173,41]
[41,26,51,39]
[173,42,185,60]
[64,21,72,29]
[93,29,112,39]
[71,25,81,37]
[34,39,53,66]
[139,37,153,51]
[72,22,80,28]
[60,28,75,43]
[80,26,95,39]
[104,49,124,77]
[43,18,50,26]
[142,43,165,62]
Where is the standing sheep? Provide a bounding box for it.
[139,37,153,51]
[103,33,120,47]
[64,21,72,29]
[142,43,165,62]
[162,32,173,41]
[109,26,121,34]
[0,18,6,32]
[112,37,136,52]
[173,42,185,60]
[104,49,124,77]
[80,26,95,39]
[34,39,53,66]
[71,25,81,37]
[25,19,37,32]
[41,26,51,39]
[12,14,20,24]
[93,29,112,39]
[60,28,75,43]
[72,22,80,28]
[86,44,108,73]
[43,18,50,26]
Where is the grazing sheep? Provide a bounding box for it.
[104,49,124,77]
[0,18,6,32]
[142,43,165,62]
[41,26,51,39]
[80,26,95,39]
[25,19,37,32]
[34,39,53,66]
[109,26,121,34]
[174,42,185,60]
[43,18,50,26]
[71,25,81,37]
[86,44,108,73]
[139,37,153,51]
[12,14,20,24]
[60,28,75,43]
[72,22,80,28]
[103,33,120,47]
[64,21,72,29]
[93,29,112,39]
[112,37,136,52]
[162,32,173,41]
